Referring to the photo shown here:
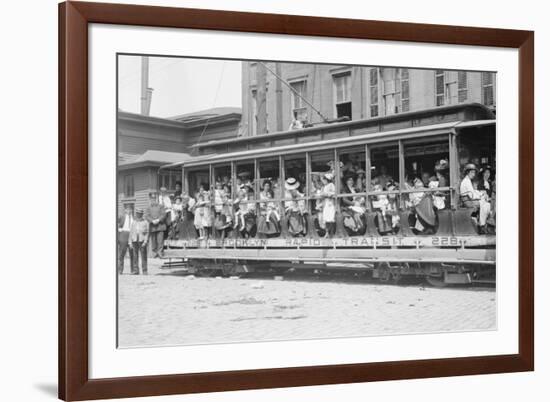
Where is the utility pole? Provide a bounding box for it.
[256,62,268,135]
[140,56,153,116]
[275,63,283,132]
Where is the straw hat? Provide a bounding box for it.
[285,177,300,190]
[435,159,449,172]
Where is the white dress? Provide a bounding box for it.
[322,183,336,223]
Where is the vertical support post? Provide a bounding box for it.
[230,161,236,199]
[182,166,187,194]
[279,155,289,236]
[365,143,371,211]
[305,152,311,213]
[256,62,268,135]
[334,148,340,211]
[279,155,285,205]
[209,164,214,190]
[398,140,405,210]
[209,164,215,239]
[254,158,260,217]
[449,131,459,210]
[275,63,283,132]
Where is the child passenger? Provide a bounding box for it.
[233,187,248,231]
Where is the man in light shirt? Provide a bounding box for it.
[460,163,491,233]
[129,209,149,275]
[117,205,134,274]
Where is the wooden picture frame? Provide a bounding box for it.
[59,1,534,400]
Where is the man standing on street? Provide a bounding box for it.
[118,204,134,274]
[145,192,167,258]
[129,209,149,274]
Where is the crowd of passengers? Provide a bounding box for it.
[118,160,497,272]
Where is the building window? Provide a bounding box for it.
[435,70,445,106]
[333,71,352,119]
[290,80,308,122]
[123,175,134,197]
[251,89,257,135]
[158,171,180,192]
[482,72,495,107]
[400,68,410,112]
[249,62,257,83]
[458,71,468,103]
[369,68,379,117]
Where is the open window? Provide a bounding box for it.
[187,167,210,197]
[403,136,450,207]
[259,158,281,199]
[309,150,335,236]
[283,155,306,195]
[369,143,400,235]
[339,148,366,193]
[402,136,451,235]
[333,71,352,120]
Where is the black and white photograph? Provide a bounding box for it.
[116,55,497,348]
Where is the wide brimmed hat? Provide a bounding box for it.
[434,159,449,172]
[159,186,167,192]
[463,163,478,173]
[285,177,300,190]
[237,171,251,178]
[356,168,366,175]
[135,209,144,215]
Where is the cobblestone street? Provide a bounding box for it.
[118,259,496,348]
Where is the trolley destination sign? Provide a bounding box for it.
[165,235,495,249]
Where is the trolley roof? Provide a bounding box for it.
[161,118,495,169]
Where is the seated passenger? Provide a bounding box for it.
[213,184,233,239]
[406,177,437,234]
[355,169,366,192]
[257,180,281,237]
[478,165,496,230]
[372,181,400,235]
[341,175,366,235]
[284,178,307,237]
[192,188,210,240]
[434,159,449,187]
[233,186,248,232]
[429,179,446,210]
[320,173,336,238]
[242,186,257,237]
[385,180,401,231]
[177,193,197,240]
[460,163,491,234]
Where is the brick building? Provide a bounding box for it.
[241,62,496,136]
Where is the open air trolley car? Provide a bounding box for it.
[160,103,496,287]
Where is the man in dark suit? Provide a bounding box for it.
[118,204,134,274]
[145,192,167,258]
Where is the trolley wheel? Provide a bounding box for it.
[378,264,403,284]
[425,275,447,288]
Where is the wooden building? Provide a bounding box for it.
[117,107,241,214]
